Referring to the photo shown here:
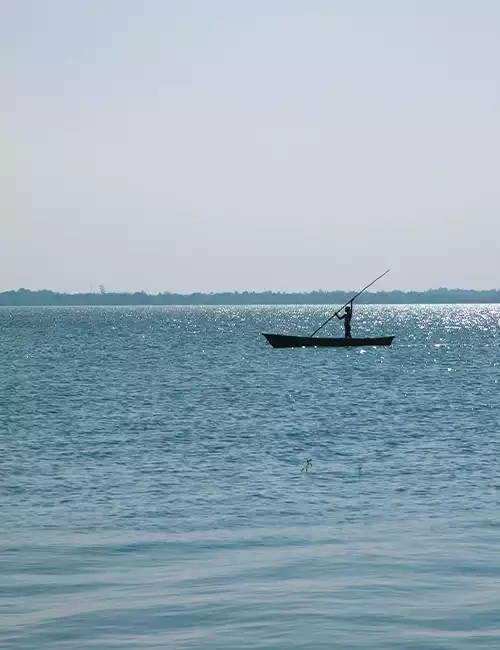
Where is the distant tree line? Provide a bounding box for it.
[1,287,500,306]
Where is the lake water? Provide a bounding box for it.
[2,305,500,649]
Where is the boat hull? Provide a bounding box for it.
[262,333,395,348]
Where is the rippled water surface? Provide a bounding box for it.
[2,305,500,648]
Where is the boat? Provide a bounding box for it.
[262,270,395,349]
[262,333,394,348]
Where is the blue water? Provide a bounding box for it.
[2,305,500,649]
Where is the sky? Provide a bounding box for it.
[2,0,500,293]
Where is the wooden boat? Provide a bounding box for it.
[262,271,394,349]
[262,333,394,348]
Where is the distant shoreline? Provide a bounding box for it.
[2,288,500,306]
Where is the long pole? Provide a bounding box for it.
[310,269,390,337]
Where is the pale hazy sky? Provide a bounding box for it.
[2,1,500,293]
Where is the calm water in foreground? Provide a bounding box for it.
[2,305,500,649]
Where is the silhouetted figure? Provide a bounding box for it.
[336,301,353,339]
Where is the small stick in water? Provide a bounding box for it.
[301,459,312,473]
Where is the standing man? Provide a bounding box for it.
[336,301,353,339]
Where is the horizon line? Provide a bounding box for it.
[0,286,500,297]
[2,287,500,296]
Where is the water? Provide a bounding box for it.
[2,305,500,649]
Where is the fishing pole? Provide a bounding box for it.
[310,269,390,337]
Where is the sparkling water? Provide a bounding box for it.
[2,305,500,649]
